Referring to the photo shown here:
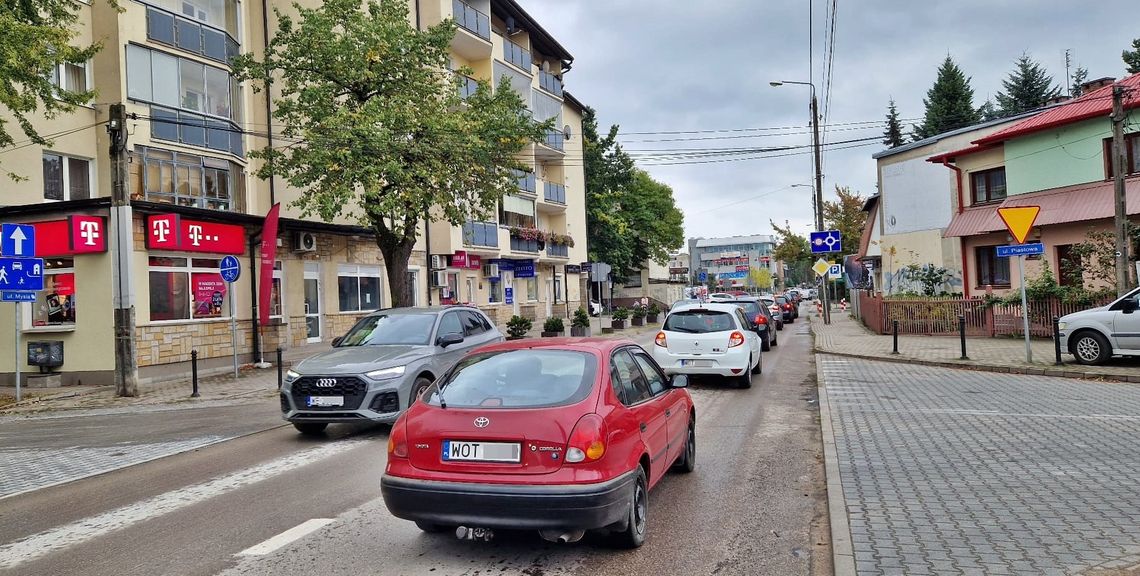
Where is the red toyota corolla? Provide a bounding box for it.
[381,338,695,548]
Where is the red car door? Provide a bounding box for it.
[630,350,688,466]
[611,349,670,486]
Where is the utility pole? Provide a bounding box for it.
[810,92,831,324]
[109,103,138,397]
[1111,85,1131,297]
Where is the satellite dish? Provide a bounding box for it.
[563,124,573,140]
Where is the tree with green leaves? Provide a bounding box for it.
[995,54,1061,116]
[1070,65,1089,97]
[0,0,101,179]
[749,267,773,290]
[977,99,1000,122]
[882,99,904,148]
[912,56,980,141]
[623,170,685,269]
[823,186,866,259]
[231,0,548,307]
[770,219,811,286]
[1124,39,1140,74]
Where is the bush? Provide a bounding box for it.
[543,317,565,333]
[611,307,629,321]
[572,307,590,328]
[506,315,532,339]
[647,303,661,316]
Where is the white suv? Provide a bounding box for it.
[652,302,761,388]
[1058,288,1140,365]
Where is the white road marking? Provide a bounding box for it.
[0,439,369,570]
[238,519,336,556]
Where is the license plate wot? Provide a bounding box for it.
[681,359,711,367]
[442,440,521,462]
[307,396,344,407]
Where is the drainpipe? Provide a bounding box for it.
[943,159,970,297]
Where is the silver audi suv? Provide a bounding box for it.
[280,306,504,435]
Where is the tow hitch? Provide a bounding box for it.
[455,526,495,542]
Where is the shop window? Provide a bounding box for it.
[489,278,501,303]
[975,246,1011,288]
[148,256,229,321]
[31,259,77,327]
[42,153,91,201]
[270,260,284,318]
[134,146,237,210]
[971,168,1006,205]
[338,265,382,312]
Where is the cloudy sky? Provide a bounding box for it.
[521,0,1139,243]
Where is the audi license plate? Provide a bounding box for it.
[442,440,521,463]
[307,396,344,407]
[680,359,712,367]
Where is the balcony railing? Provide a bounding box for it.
[510,236,540,253]
[452,0,490,41]
[150,106,243,157]
[543,130,565,151]
[538,70,563,97]
[547,243,569,258]
[543,182,566,204]
[511,169,536,193]
[457,74,478,99]
[503,39,532,72]
[146,6,239,65]
[462,221,499,248]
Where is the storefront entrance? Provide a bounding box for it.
[304,262,321,342]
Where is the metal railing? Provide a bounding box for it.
[510,236,539,253]
[543,182,566,204]
[547,243,569,257]
[503,39,531,71]
[543,130,565,151]
[452,0,490,40]
[538,70,563,97]
[858,293,1115,338]
[462,221,498,248]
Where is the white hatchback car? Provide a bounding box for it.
[1058,287,1140,365]
[652,302,762,388]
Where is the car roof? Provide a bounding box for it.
[363,305,485,317]
[669,302,742,313]
[732,296,761,303]
[472,337,634,356]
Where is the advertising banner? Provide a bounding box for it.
[192,273,227,317]
[258,203,280,325]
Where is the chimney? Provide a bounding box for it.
[1080,77,1116,93]
[1045,95,1071,106]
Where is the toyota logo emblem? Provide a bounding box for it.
[473,417,490,428]
[315,378,337,387]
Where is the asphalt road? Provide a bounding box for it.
[0,315,827,576]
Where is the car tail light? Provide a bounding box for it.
[565,414,606,463]
[387,417,409,459]
[783,304,792,310]
[755,314,767,325]
[655,332,667,347]
[728,331,745,348]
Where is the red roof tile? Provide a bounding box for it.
[974,74,1140,146]
[943,177,1140,238]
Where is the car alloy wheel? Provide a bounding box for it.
[1073,332,1111,365]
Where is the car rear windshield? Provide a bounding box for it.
[339,313,436,346]
[776,297,788,305]
[734,301,763,318]
[427,350,597,409]
[663,310,737,333]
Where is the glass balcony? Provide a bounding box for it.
[543,130,565,152]
[510,236,540,253]
[538,70,563,97]
[503,39,532,72]
[543,182,566,204]
[462,221,499,248]
[547,243,569,258]
[146,6,240,65]
[512,169,536,193]
[452,0,490,41]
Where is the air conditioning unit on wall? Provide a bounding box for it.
[431,271,449,288]
[294,232,317,252]
[430,255,448,270]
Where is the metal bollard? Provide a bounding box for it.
[276,347,284,389]
[1053,316,1063,366]
[191,350,200,398]
[959,315,969,360]
[891,320,899,355]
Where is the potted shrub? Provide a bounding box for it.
[630,303,646,326]
[541,317,565,337]
[647,303,661,323]
[506,315,532,340]
[611,307,629,329]
[571,307,591,337]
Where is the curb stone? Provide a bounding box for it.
[815,356,856,576]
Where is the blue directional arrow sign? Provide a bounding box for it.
[809,230,842,254]
[698,271,708,283]
[1,291,37,302]
[996,243,1045,258]
[219,255,241,283]
[0,257,45,291]
[1,223,35,257]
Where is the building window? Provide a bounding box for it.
[406,270,420,306]
[31,260,77,327]
[148,256,230,321]
[338,265,381,312]
[143,0,241,63]
[489,279,501,303]
[975,246,1011,287]
[42,154,91,201]
[971,167,1006,204]
[133,146,239,210]
[50,61,89,95]
[270,260,284,318]
[127,45,240,122]
[499,194,536,228]
[525,277,537,301]
[1057,244,1082,288]
[1104,133,1140,178]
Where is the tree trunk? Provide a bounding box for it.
[378,236,417,308]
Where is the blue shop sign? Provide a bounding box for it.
[513,260,536,278]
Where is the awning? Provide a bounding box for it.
[943,176,1140,238]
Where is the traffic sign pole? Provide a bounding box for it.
[14,303,20,402]
[230,281,238,379]
[1018,256,1032,363]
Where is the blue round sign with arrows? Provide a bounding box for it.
[219,255,241,283]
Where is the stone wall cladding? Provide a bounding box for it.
[136,320,258,367]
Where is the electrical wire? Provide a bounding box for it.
[0,121,110,155]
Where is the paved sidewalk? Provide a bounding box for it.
[811,306,1140,383]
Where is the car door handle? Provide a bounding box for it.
[640,422,647,432]
[665,409,671,417]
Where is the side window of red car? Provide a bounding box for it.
[611,350,652,405]
[631,352,667,396]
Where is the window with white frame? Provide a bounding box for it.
[406,270,420,306]
[525,277,538,301]
[31,259,77,327]
[270,260,284,318]
[148,256,230,321]
[50,61,89,95]
[42,153,92,201]
[338,265,381,312]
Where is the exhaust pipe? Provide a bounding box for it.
[455,526,494,542]
[538,529,586,543]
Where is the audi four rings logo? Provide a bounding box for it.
[473,416,490,428]
[315,378,337,387]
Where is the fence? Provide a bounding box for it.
[857,292,1111,338]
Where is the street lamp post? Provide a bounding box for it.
[771,80,830,323]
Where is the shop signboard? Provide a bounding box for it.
[451,251,483,270]
[146,214,245,254]
[512,260,536,278]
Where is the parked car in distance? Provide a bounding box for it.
[708,292,736,302]
[781,292,800,319]
[280,306,503,435]
[1059,287,1140,365]
[731,296,777,351]
[775,296,795,323]
[381,338,695,548]
[759,296,784,331]
[652,302,761,388]
[670,298,703,311]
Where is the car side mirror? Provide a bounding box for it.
[670,374,689,389]
[1122,299,1139,314]
[437,333,464,348]
[331,336,343,347]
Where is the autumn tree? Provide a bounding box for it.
[749,267,773,290]
[232,0,549,307]
[0,0,101,179]
[822,185,866,259]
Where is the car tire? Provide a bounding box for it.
[776,322,783,331]
[415,521,447,533]
[408,376,433,409]
[771,330,778,347]
[293,422,328,436]
[1071,330,1111,365]
[750,353,762,375]
[612,467,648,549]
[672,418,696,474]
[761,331,771,352]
